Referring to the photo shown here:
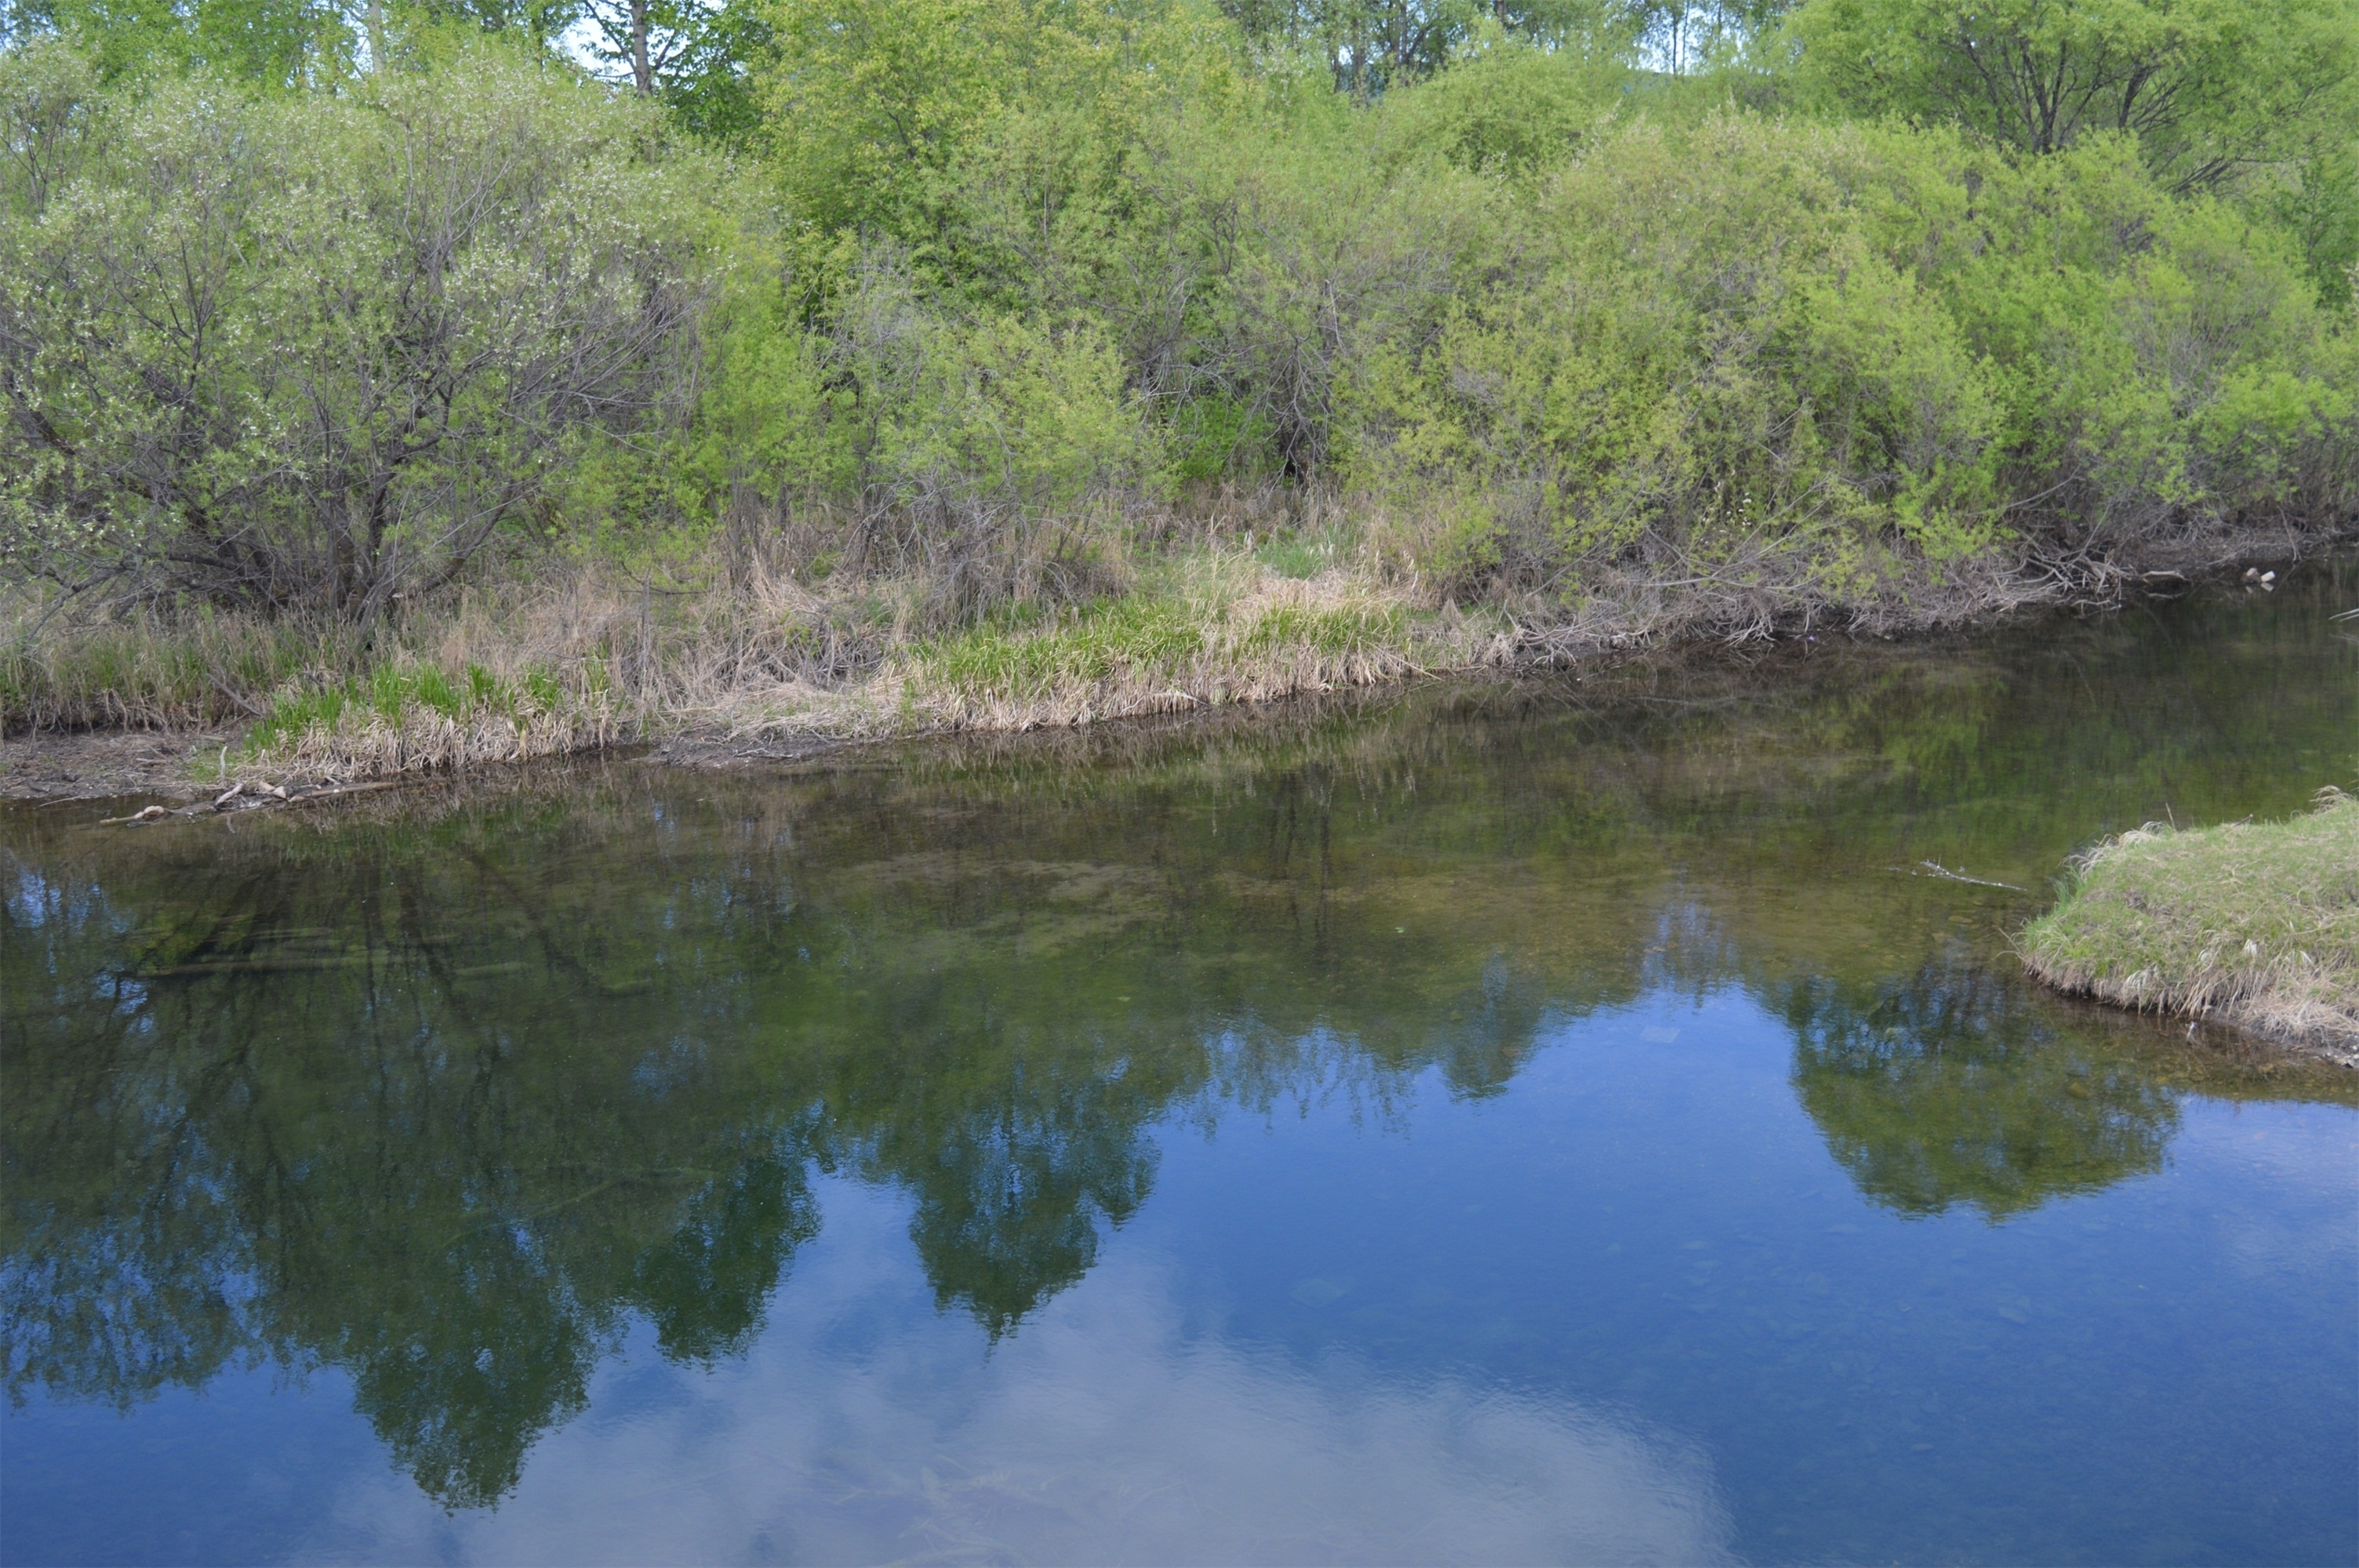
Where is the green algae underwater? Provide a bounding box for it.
[2,563,2354,1565]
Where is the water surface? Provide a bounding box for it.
[5,569,2355,1565]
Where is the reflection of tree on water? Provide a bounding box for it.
[0,803,2194,1511]
[1423,960,1554,1100]
[853,1028,1166,1338]
[3,781,1558,1508]
[1780,964,2180,1221]
[634,1145,822,1365]
[2,835,823,1508]
[312,1133,827,1507]
[13,575,2340,1513]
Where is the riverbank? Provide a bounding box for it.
[2021,793,2359,1068]
[5,532,2337,804]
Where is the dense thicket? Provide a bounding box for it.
[2,0,2353,635]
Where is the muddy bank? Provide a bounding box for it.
[0,728,241,805]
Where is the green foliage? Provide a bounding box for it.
[1351,116,2354,600]
[809,258,1154,619]
[2,0,353,85]
[2,0,2351,652]
[0,41,709,621]
[0,38,104,220]
[1214,0,1646,96]
[1784,0,2358,191]
[1371,30,1628,180]
[573,0,768,132]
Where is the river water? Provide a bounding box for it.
[3,568,2354,1566]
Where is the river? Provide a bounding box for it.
[3,565,2354,1564]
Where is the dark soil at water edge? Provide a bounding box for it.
[0,727,239,804]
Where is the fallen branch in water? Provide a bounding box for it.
[1894,861,2026,891]
[98,779,405,825]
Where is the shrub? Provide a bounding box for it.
[0,41,711,625]
[1347,116,2357,604]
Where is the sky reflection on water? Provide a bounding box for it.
[3,568,2355,1564]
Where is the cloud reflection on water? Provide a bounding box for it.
[304,1182,1736,1567]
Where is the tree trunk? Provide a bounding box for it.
[631,0,652,93]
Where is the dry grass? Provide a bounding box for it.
[2020,793,2359,1065]
[9,499,2329,789]
[0,598,351,731]
[1,549,1490,781]
[882,566,1498,731]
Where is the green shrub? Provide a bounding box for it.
[1348,116,2356,601]
[6,0,2351,687]
[0,41,711,623]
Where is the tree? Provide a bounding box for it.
[0,0,354,85]
[1217,0,1645,97]
[756,0,1020,242]
[571,0,771,145]
[0,44,711,623]
[407,0,580,45]
[576,0,702,92]
[1786,0,2358,193]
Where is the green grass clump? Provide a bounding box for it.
[2021,793,2357,1053]
[916,597,1210,700]
[1254,529,1350,580]
[238,662,558,760]
[1240,602,1403,656]
[242,685,353,755]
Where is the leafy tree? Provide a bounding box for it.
[407,0,579,45]
[572,0,760,122]
[1372,31,1628,178]
[1216,0,1645,96]
[1347,114,2354,603]
[642,0,772,143]
[0,43,712,623]
[756,0,1018,245]
[1,0,354,84]
[1785,0,2359,194]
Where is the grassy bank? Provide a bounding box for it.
[14,517,2286,786]
[0,542,1470,781]
[2021,793,2359,1064]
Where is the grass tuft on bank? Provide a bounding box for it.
[0,606,347,731]
[0,548,1501,784]
[2021,792,2359,1063]
[234,660,623,782]
[904,569,1441,730]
